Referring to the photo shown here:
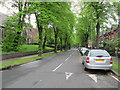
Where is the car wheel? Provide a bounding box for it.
[83,64,88,71]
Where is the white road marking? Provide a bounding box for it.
[65,52,74,62]
[65,72,73,80]
[111,76,120,82]
[53,51,75,72]
[87,74,97,83]
[32,80,42,88]
[52,63,63,72]
[65,57,70,61]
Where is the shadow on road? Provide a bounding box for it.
[86,69,110,75]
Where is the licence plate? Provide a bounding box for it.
[95,59,105,61]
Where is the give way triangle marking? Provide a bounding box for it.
[65,72,73,80]
[87,74,97,83]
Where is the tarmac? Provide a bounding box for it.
[1,52,120,64]
[0,52,120,76]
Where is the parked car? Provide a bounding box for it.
[79,47,88,55]
[82,49,112,71]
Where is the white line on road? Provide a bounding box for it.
[111,76,120,82]
[52,51,75,72]
[32,80,42,88]
[65,57,70,61]
[65,52,75,62]
[87,74,97,83]
[52,63,63,72]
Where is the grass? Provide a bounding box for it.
[18,45,53,52]
[112,61,120,74]
[0,50,64,69]
[45,46,54,50]
[0,45,54,53]
[18,45,39,52]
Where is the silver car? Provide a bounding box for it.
[82,49,112,71]
[80,47,88,55]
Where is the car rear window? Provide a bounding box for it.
[84,50,89,56]
[90,51,110,57]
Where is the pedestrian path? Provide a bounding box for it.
[0,52,54,64]
[112,56,120,64]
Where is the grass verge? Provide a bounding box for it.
[0,50,64,69]
[0,45,54,53]
[112,61,120,74]
[18,45,54,52]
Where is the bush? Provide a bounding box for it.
[103,40,119,56]
[32,43,39,45]
[2,34,26,52]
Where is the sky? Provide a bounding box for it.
[0,0,37,27]
[0,0,79,28]
[0,0,119,29]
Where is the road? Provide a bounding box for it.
[2,49,119,88]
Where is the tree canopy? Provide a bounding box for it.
[1,1,119,54]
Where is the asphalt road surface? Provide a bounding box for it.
[2,49,120,88]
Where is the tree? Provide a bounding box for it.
[2,1,28,52]
[1,1,74,54]
[76,2,117,48]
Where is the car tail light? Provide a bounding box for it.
[110,58,112,60]
[86,57,89,60]
[110,58,112,64]
[86,57,90,63]
[86,61,90,63]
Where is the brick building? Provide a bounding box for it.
[0,12,8,44]
[0,12,38,44]
[99,26,120,45]
[99,25,120,56]
[21,28,38,44]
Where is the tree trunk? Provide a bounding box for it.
[53,27,58,53]
[85,33,89,48]
[35,13,43,56]
[91,2,101,49]
[118,2,120,58]
[13,1,27,49]
[64,36,68,50]
[68,43,71,49]
[60,37,63,51]
[95,12,100,49]
[96,22,100,49]
[38,28,43,56]
[43,36,47,50]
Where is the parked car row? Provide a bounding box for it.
[78,47,88,55]
[78,47,112,71]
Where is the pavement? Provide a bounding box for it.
[0,51,54,64]
[1,49,119,88]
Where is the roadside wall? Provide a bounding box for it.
[2,49,54,60]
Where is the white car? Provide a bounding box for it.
[82,49,112,71]
[80,47,88,55]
